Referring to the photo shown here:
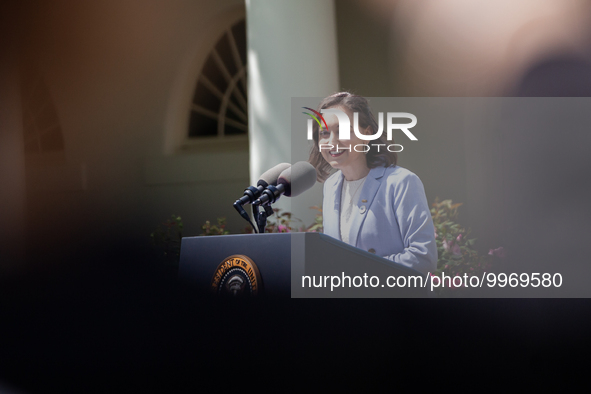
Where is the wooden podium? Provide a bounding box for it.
[179,232,429,298]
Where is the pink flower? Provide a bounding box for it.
[434,231,438,239]
[488,247,506,258]
[443,238,462,256]
[278,225,290,233]
[443,239,451,252]
[456,234,463,242]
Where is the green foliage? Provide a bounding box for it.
[240,206,324,233]
[150,215,183,263]
[263,208,302,233]
[200,217,230,236]
[431,198,493,278]
[306,206,324,233]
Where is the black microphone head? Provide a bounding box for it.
[257,163,291,188]
[277,161,317,197]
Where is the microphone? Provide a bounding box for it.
[234,163,291,206]
[233,163,291,226]
[254,161,317,205]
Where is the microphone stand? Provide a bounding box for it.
[233,200,258,233]
[253,201,275,234]
[253,183,285,233]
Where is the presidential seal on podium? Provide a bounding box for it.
[211,255,262,296]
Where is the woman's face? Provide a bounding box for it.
[318,106,368,173]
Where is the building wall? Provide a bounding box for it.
[0,25,26,274]
[16,0,248,268]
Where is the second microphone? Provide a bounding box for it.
[254,161,317,206]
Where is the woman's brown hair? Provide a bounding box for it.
[308,92,397,182]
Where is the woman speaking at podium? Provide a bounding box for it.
[308,92,437,275]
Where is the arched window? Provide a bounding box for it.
[189,18,247,140]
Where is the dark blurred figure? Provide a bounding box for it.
[515,55,591,97]
[496,53,591,295]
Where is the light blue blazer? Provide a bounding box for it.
[322,165,438,275]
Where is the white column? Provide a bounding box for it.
[246,0,339,227]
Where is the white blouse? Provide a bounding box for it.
[339,175,367,245]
